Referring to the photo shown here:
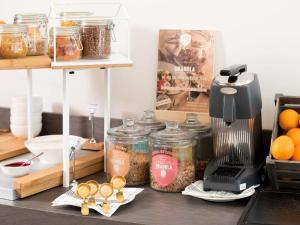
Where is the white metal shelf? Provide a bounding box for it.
[51,53,132,69]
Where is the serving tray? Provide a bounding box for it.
[0,132,28,161]
[0,149,104,200]
[238,189,300,225]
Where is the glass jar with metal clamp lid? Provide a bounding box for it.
[49,26,82,61]
[14,13,48,56]
[79,18,114,59]
[0,24,28,58]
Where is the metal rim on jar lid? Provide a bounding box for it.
[59,11,93,18]
[136,110,165,131]
[79,17,114,28]
[50,26,80,36]
[14,13,48,23]
[150,121,194,142]
[0,24,27,34]
[180,113,211,134]
[107,118,151,139]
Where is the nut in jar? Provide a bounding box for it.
[149,121,196,192]
[0,24,28,59]
[106,119,151,186]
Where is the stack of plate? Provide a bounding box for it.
[10,96,43,138]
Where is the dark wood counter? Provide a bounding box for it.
[0,173,248,225]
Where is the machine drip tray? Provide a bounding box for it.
[213,166,244,178]
[238,189,300,225]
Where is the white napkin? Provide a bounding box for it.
[52,186,143,217]
[182,180,257,201]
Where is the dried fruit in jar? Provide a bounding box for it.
[0,34,28,58]
[49,35,81,61]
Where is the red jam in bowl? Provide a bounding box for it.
[4,162,31,167]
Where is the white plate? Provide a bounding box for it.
[182,180,257,202]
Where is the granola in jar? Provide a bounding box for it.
[180,113,212,180]
[106,119,151,186]
[149,122,196,192]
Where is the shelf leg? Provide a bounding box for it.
[63,69,70,187]
[104,68,111,172]
[26,69,33,139]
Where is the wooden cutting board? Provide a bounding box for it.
[14,150,104,198]
[0,133,28,161]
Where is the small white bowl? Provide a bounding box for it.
[10,115,42,125]
[11,96,43,104]
[10,123,42,138]
[11,103,43,114]
[1,160,32,177]
[25,135,86,164]
[10,112,42,117]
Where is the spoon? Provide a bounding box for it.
[21,152,44,166]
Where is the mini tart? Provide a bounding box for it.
[86,180,99,195]
[76,183,91,199]
[99,183,113,198]
[111,176,126,189]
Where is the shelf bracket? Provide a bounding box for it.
[62,69,71,187]
[26,69,33,140]
[104,68,111,172]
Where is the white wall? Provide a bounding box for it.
[1,0,300,129]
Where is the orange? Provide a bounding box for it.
[292,145,300,161]
[271,135,295,160]
[287,128,300,146]
[0,20,5,24]
[279,109,299,131]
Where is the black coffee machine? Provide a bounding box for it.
[203,64,263,193]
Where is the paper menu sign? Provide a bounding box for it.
[156,29,214,113]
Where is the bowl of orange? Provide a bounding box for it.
[271,109,300,161]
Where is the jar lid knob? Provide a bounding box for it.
[186,113,199,124]
[122,118,135,128]
[143,110,155,120]
[166,121,179,130]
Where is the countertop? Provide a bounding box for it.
[0,173,248,225]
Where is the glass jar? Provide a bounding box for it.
[59,11,93,27]
[149,122,196,192]
[180,113,212,180]
[79,19,114,59]
[136,110,165,132]
[49,27,82,61]
[14,13,48,56]
[0,24,28,59]
[106,119,151,186]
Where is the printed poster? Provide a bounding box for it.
[156,29,214,113]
